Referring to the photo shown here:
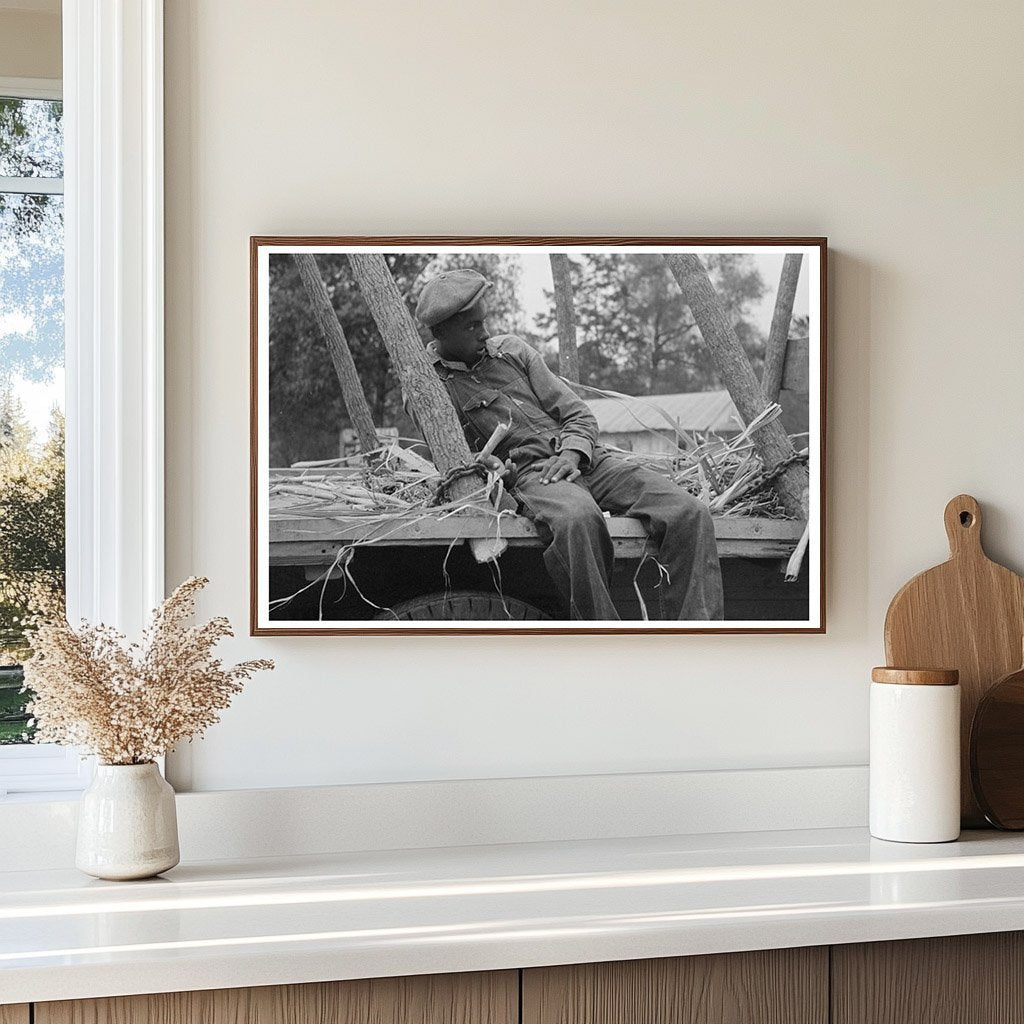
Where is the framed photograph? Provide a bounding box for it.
[251,237,826,635]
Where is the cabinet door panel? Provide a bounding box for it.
[36,970,518,1024]
[832,932,1024,1024]
[523,948,827,1024]
[0,1007,29,1024]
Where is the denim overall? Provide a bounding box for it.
[429,335,724,621]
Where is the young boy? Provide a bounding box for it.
[414,268,724,621]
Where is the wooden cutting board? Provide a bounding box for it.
[884,494,1024,826]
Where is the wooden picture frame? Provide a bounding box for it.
[251,237,827,635]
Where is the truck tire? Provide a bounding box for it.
[375,590,552,621]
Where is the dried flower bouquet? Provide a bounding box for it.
[23,577,273,765]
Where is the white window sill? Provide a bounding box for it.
[0,746,94,800]
[0,789,86,804]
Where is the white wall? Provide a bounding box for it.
[164,0,1024,792]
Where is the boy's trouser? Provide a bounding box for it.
[512,449,725,621]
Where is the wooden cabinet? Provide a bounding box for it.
[832,932,1024,1024]
[14,933,1024,1023]
[522,948,828,1024]
[34,971,517,1024]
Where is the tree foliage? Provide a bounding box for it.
[0,98,62,180]
[0,393,65,664]
[534,254,767,395]
[268,252,524,465]
[267,251,769,465]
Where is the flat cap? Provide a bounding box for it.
[415,269,492,328]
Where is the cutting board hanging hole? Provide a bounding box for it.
[944,494,982,556]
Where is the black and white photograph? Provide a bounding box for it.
[251,238,825,634]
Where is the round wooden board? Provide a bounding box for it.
[971,664,1024,829]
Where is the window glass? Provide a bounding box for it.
[0,97,65,746]
[0,97,63,178]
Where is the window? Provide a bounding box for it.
[0,79,82,795]
[1,5,167,798]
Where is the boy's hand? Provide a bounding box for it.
[476,454,516,484]
[538,450,582,484]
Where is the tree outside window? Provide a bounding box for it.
[0,94,65,744]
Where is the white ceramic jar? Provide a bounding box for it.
[870,667,961,843]
[76,762,180,880]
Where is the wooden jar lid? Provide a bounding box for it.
[871,667,960,686]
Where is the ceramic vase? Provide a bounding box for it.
[76,762,180,880]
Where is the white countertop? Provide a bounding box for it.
[4,826,1024,1005]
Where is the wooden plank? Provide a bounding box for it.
[272,466,382,479]
[0,1006,30,1024]
[832,933,1024,1024]
[37,971,518,1024]
[270,514,805,544]
[523,949,828,1024]
[270,515,806,566]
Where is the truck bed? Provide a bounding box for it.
[269,513,806,568]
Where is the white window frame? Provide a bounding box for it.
[0,0,165,797]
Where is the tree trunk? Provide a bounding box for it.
[347,253,506,562]
[760,253,803,404]
[662,254,808,518]
[292,254,379,455]
[549,253,580,383]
